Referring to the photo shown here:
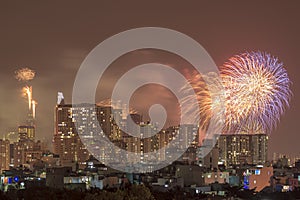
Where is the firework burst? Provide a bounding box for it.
[221,51,292,133]
[181,72,225,131]
[182,51,291,135]
[16,67,38,121]
[15,67,35,82]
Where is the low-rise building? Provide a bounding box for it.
[203,171,230,185]
[243,166,273,191]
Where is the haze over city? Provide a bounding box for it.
[1,1,300,199]
[1,1,299,158]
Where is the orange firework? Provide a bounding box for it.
[15,67,35,82]
[32,100,37,118]
[181,72,224,131]
[22,86,32,110]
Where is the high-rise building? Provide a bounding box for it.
[178,124,198,149]
[53,94,124,169]
[53,103,90,169]
[5,131,19,143]
[123,122,158,164]
[176,124,198,164]
[18,125,35,140]
[54,94,202,170]
[13,138,43,167]
[0,139,10,172]
[217,133,268,166]
[156,126,177,161]
[197,139,219,169]
[125,113,142,137]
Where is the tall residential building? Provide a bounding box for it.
[126,113,142,137]
[53,103,90,169]
[5,131,19,143]
[178,124,198,149]
[53,94,123,169]
[157,126,177,161]
[13,139,43,167]
[54,94,202,170]
[217,133,268,166]
[123,122,198,166]
[176,124,198,164]
[0,139,10,172]
[12,124,44,167]
[197,139,219,169]
[123,122,157,164]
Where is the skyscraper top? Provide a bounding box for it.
[57,92,65,105]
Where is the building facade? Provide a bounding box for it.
[54,94,201,170]
[217,133,268,166]
[54,95,126,169]
[243,166,273,191]
[18,125,35,140]
[53,103,90,169]
[13,139,44,168]
[0,139,10,172]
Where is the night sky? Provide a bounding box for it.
[0,1,299,158]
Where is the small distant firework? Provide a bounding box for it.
[221,51,292,133]
[22,86,32,110]
[16,67,38,121]
[15,67,35,82]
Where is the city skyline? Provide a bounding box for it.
[0,1,299,160]
[1,2,300,199]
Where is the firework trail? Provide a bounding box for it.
[221,51,292,133]
[15,67,35,82]
[22,86,32,110]
[16,67,35,110]
[32,100,37,118]
[16,67,37,120]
